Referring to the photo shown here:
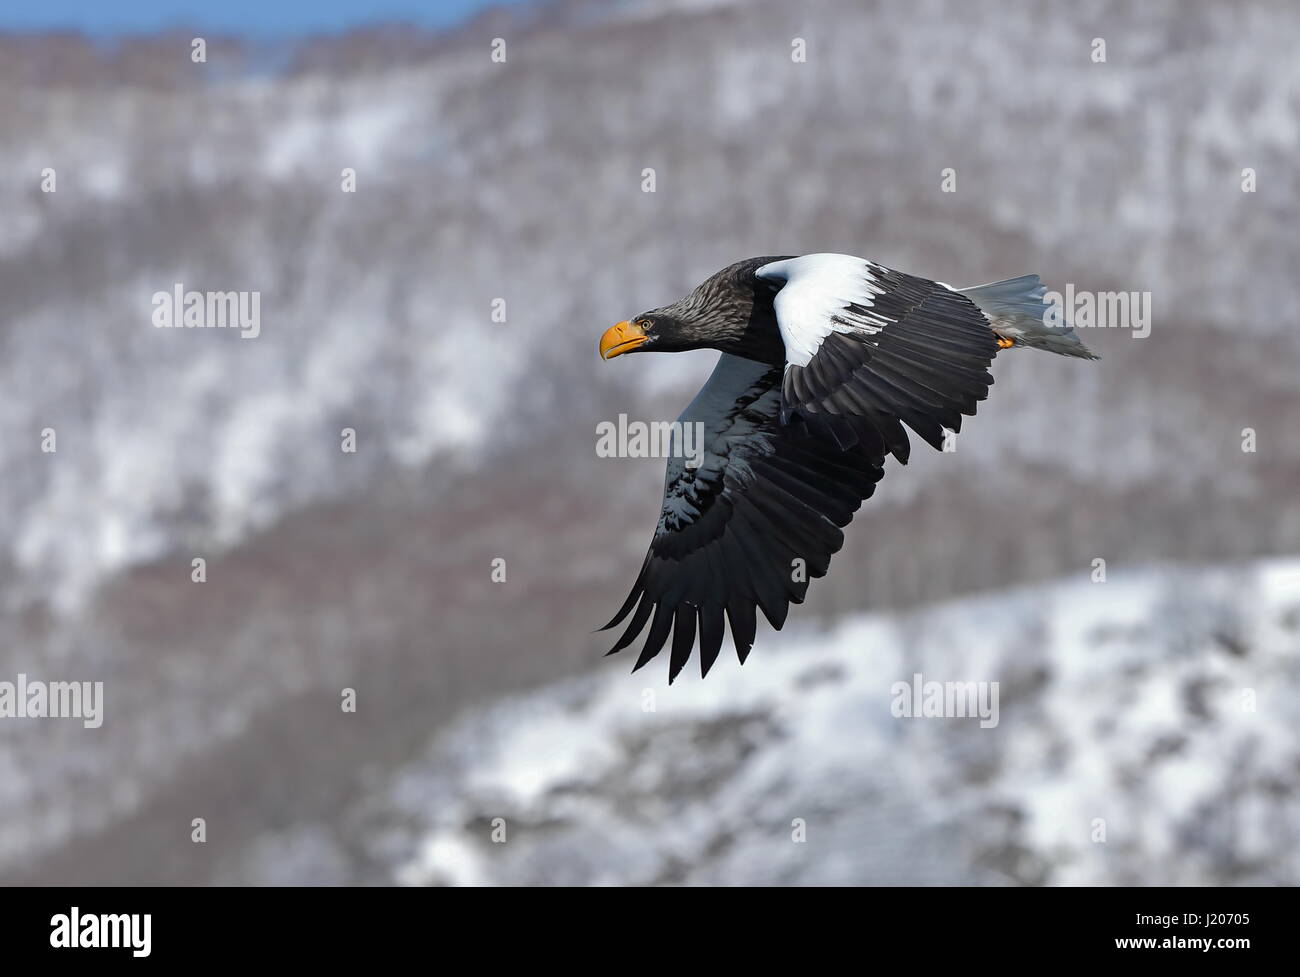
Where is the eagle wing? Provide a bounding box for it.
[757,253,999,461]
[598,353,884,682]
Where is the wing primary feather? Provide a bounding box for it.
[597,561,647,632]
[605,590,655,656]
[668,604,697,683]
[726,599,758,664]
[698,603,725,677]
[632,602,675,672]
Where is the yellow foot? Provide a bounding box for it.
[996,336,1015,349]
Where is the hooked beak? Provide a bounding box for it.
[599,320,647,360]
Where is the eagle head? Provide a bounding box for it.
[599,256,794,363]
[598,312,697,359]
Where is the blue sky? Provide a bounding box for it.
[0,0,530,37]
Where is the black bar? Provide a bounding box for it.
[0,887,1284,964]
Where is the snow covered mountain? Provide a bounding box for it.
[363,559,1300,886]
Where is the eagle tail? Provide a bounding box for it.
[960,275,1099,360]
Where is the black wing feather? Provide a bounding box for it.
[598,354,883,682]
[781,267,998,461]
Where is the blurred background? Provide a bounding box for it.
[1,0,1298,885]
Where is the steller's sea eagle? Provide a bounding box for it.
[597,254,1098,682]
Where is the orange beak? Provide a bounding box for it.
[599,320,647,360]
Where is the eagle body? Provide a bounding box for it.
[598,253,1097,682]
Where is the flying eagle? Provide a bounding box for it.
[597,253,1097,682]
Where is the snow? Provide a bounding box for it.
[380,559,1300,885]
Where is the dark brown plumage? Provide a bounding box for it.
[598,253,1096,681]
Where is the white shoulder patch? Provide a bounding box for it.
[756,253,886,367]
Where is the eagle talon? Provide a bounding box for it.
[996,336,1015,349]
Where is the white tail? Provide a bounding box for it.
[960,275,1099,360]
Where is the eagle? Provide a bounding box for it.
[597,254,1098,682]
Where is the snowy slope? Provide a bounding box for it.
[370,559,1300,886]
